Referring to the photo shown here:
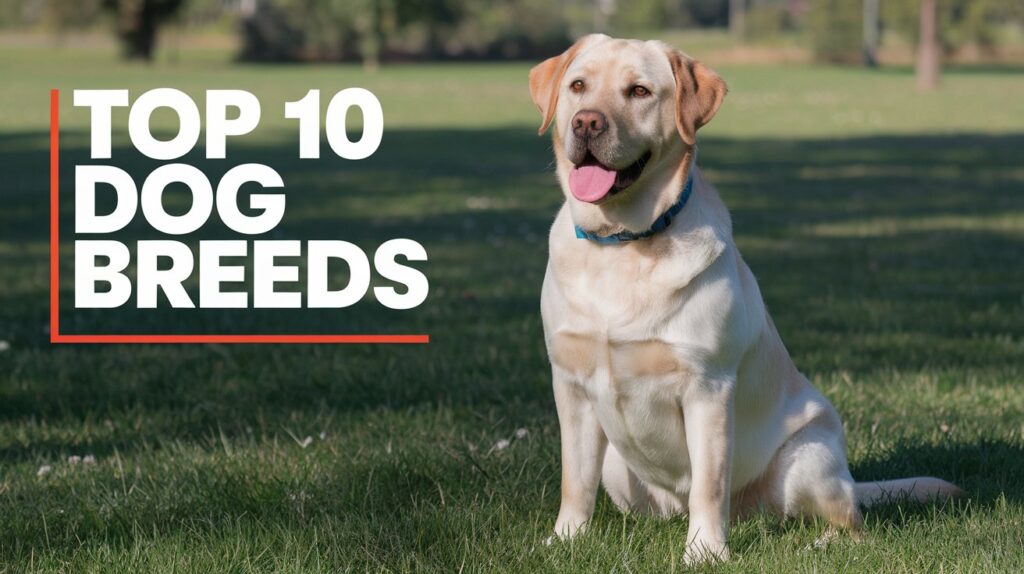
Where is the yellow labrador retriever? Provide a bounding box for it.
[530,34,960,564]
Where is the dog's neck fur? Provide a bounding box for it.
[558,139,698,237]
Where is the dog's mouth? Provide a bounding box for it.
[568,151,651,204]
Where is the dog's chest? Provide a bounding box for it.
[546,251,703,487]
[542,212,743,490]
[559,241,686,325]
[551,329,695,487]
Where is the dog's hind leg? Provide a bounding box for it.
[771,412,864,540]
[602,444,685,517]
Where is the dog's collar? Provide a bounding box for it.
[574,169,694,244]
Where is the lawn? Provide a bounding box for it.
[1,41,1023,573]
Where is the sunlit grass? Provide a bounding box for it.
[1,41,1023,573]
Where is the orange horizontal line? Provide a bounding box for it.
[51,334,430,344]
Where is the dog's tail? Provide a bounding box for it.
[855,477,963,507]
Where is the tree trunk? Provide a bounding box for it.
[729,0,745,39]
[863,0,879,67]
[357,0,380,71]
[593,0,615,34]
[113,0,158,61]
[916,0,940,91]
[122,11,157,61]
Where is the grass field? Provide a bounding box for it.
[1,41,1024,572]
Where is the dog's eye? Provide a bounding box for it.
[630,85,651,98]
[570,80,585,94]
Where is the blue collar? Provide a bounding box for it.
[574,170,694,244]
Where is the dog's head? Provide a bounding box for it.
[529,35,726,233]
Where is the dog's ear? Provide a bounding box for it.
[664,48,727,146]
[529,34,605,136]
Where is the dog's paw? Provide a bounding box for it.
[549,513,589,544]
[542,527,581,548]
[684,535,729,565]
[804,526,864,551]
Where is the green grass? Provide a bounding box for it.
[1,42,1024,572]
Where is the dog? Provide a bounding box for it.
[530,34,961,564]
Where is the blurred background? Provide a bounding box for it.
[2,0,1024,77]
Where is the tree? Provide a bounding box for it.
[809,0,862,64]
[729,0,745,38]
[103,0,186,61]
[883,0,1024,74]
[862,0,879,67]
[916,0,940,91]
[42,0,104,43]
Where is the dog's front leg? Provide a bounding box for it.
[682,378,734,564]
[551,373,607,541]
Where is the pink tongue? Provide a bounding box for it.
[569,164,617,203]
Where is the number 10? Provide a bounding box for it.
[285,89,383,160]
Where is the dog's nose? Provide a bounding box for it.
[572,110,607,140]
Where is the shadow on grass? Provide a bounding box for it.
[848,439,1024,533]
[0,127,1021,454]
[0,128,1018,562]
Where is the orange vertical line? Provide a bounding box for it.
[50,89,59,342]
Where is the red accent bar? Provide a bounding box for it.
[50,89,60,342]
[51,334,430,344]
